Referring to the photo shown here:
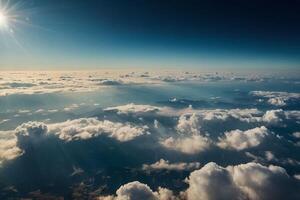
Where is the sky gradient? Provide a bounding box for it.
[0,0,300,70]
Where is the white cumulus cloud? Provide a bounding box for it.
[99,162,297,200]
[217,126,269,150]
[186,162,243,200]
[142,159,200,171]
[185,162,295,200]
[176,114,201,135]
[97,181,178,200]
[262,109,284,124]
[227,162,291,200]
[250,91,300,106]
[48,118,149,142]
[0,130,23,165]
[0,118,148,165]
[161,135,211,154]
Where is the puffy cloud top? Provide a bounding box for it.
[186,162,243,200]
[0,118,148,165]
[115,181,157,200]
[15,121,48,137]
[227,162,291,200]
[142,159,200,171]
[218,126,269,150]
[262,110,284,124]
[161,112,211,154]
[186,162,294,200]
[48,118,148,142]
[98,181,177,200]
[104,104,295,127]
[176,114,200,135]
[250,91,300,106]
[0,131,23,165]
[99,162,297,200]
[161,135,211,154]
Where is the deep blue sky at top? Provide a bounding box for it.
[0,0,300,70]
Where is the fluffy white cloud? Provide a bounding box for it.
[201,109,262,123]
[186,162,295,200]
[135,104,258,122]
[262,109,284,124]
[160,112,212,154]
[99,162,297,200]
[196,108,291,125]
[163,108,281,154]
[111,107,211,154]
[227,162,291,200]
[161,135,211,154]
[104,104,297,127]
[218,126,269,150]
[142,159,200,171]
[0,130,23,165]
[48,118,149,142]
[104,104,263,123]
[0,118,148,164]
[0,122,50,165]
[268,98,286,106]
[15,121,48,138]
[176,114,201,135]
[250,91,300,106]
[97,181,178,200]
[115,181,157,200]
[186,162,243,200]
[154,187,179,200]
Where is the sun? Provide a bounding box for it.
[0,11,7,27]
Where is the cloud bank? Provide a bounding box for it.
[251,91,300,106]
[0,118,148,164]
[98,162,299,200]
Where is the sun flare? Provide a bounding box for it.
[0,11,7,27]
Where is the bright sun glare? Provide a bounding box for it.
[0,11,7,27]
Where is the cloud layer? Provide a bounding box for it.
[99,162,299,200]
[0,118,148,164]
[0,71,285,97]
[251,91,300,106]
[0,73,299,199]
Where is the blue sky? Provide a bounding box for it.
[0,0,300,70]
